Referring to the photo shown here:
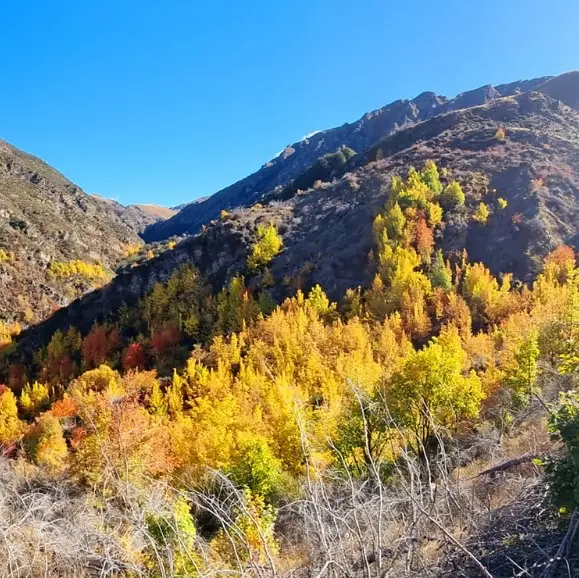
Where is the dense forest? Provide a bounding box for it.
[1,161,579,576]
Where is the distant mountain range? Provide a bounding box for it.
[142,76,554,242]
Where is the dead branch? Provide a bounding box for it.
[475,453,539,478]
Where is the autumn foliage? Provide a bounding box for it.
[1,162,578,573]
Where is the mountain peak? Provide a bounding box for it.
[411,91,448,110]
[536,71,579,109]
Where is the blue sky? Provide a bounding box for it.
[0,1,577,207]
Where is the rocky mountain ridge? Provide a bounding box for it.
[143,76,552,242]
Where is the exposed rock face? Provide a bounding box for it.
[536,71,579,109]
[143,77,552,242]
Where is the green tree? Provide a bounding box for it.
[440,181,465,210]
[41,327,81,385]
[386,327,484,455]
[430,250,453,291]
[216,276,259,334]
[420,160,443,196]
[146,498,200,576]
[545,391,579,511]
[505,330,540,407]
[229,433,282,498]
[142,265,205,336]
[332,388,393,477]
[305,285,336,318]
[212,489,278,565]
[341,145,357,161]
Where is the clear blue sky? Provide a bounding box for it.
[0,1,577,207]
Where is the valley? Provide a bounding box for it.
[1,72,579,577]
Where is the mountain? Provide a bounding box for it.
[4,73,579,577]
[535,70,579,109]
[0,140,167,325]
[91,196,174,232]
[130,204,177,221]
[171,197,208,212]
[143,76,552,242]
[12,74,579,353]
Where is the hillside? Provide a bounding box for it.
[268,88,579,294]
[14,82,579,354]
[143,76,551,242]
[4,73,579,577]
[0,139,167,325]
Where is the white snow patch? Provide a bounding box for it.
[302,130,322,141]
[270,130,322,160]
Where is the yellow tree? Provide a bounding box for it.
[69,366,175,486]
[19,381,50,418]
[24,413,68,472]
[248,223,283,271]
[472,202,490,224]
[505,329,540,407]
[384,202,406,242]
[463,262,500,323]
[387,247,433,337]
[440,181,465,209]
[0,388,24,451]
[420,159,443,196]
[386,326,484,455]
